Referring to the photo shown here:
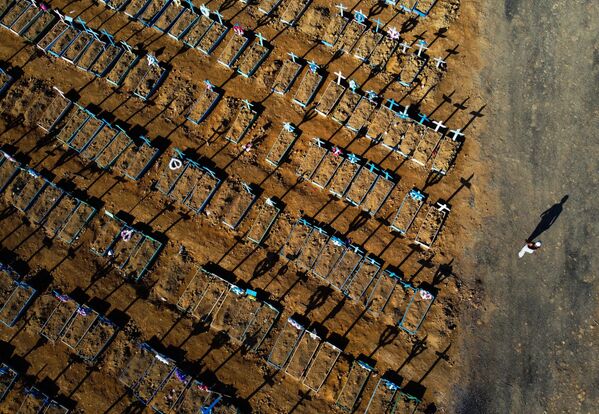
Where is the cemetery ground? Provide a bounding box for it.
[0,0,510,413]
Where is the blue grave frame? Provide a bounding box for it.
[266,317,305,370]
[0,363,17,402]
[0,281,36,327]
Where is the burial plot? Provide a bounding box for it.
[132,60,168,100]
[0,265,35,327]
[94,127,132,169]
[43,401,69,414]
[315,79,346,117]
[329,154,361,198]
[431,136,461,175]
[61,30,94,65]
[398,0,418,12]
[0,150,19,192]
[178,10,211,46]
[279,0,310,26]
[100,0,130,11]
[75,38,108,72]
[380,116,408,151]
[413,0,435,16]
[167,3,200,40]
[207,179,258,229]
[390,188,426,234]
[150,368,191,413]
[61,305,98,349]
[242,301,279,351]
[345,162,379,207]
[178,163,221,214]
[353,28,384,62]
[414,202,450,249]
[0,0,30,30]
[280,217,313,260]
[46,22,80,58]
[106,48,140,87]
[397,54,428,87]
[53,103,89,146]
[34,87,74,133]
[272,56,302,95]
[369,33,399,70]
[364,378,400,414]
[237,35,270,77]
[296,225,329,271]
[73,313,115,361]
[366,102,396,142]
[0,363,17,401]
[265,123,298,166]
[303,340,341,392]
[177,268,230,321]
[394,390,421,413]
[361,171,396,216]
[336,359,374,412]
[5,167,45,212]
[196,18,228,55]
[36,19,69,52]
[267,317,305,370]
[258,0,283,15]
[346,94,377,132]
[110,136,159,180]
[246,197,280,244]
[327,245,364,291]
[175,381,229,414]
[312,236,347,280]
[123,0,152,19]
[397,121,424,158]
[137,0,172,27]
[285,329,321,380]
[153,0,185,33]
[366,269,401,315]
[292,65,322,107]
[20,9,56,43]
[311,150,343,189]
[330,87,361,125]
[66,110,105,153]
[321,9,349,49]
[412,129,442,166]
[40,292,79,342]
[88,41,123,77]
[296,138,327,180]
[218,28,250,69]
[339,15,367,53]
[119,343,157,390]
[42,192,94,241]
[211,286,261,341]
[399,288,435,334]
[5,0,39,36]
[17,387,49,413]
[89,210,124,256]
[224,102,257,143]
[79,122,121,162]
[186,83,221,124]
[342,255,381,301]
[134,351,175,405]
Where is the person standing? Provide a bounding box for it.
[518,240,542,258]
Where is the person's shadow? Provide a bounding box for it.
[527,195,568,241]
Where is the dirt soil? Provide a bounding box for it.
[0,0,494,413]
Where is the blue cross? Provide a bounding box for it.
[336,3,347,16]
[201,396,222,414]
[204,80,214,90]
[354,10,366,24]
[366,90,378,101]
[213,10,223,24]
[100,29,115,45]
[199,4,211,18]
[418,112,429,125]
[308,60,319,72]
[256,32,266,46]
[386,98,398,112]
[242,99,253,110]
[348,79,358,92]
[348,153,360,163]
[373,17,383,32]
[367,162,379,173]
[288,52,298,62]
[75,16,87,30]
[381,170,393,180]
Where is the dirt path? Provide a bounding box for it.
[456,1,599,413]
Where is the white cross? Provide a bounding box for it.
[432,120,446,132]
[200,4,210,18]
[334,71,345,85]
[416,40,428,57]
[450,128,464,141]
[336,3,347,15]
[242,99,253,110]
[288,52,298,62]
[256,32,265,46]
[399,42,411,53]
[399,105,409,119]
[213,10,223,24]
[434,56,446,68]
[283,122,295,132]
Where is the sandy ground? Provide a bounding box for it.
[454,0,599,413]
[0,0,490,413]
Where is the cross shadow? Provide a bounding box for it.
[527,195,568,242]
